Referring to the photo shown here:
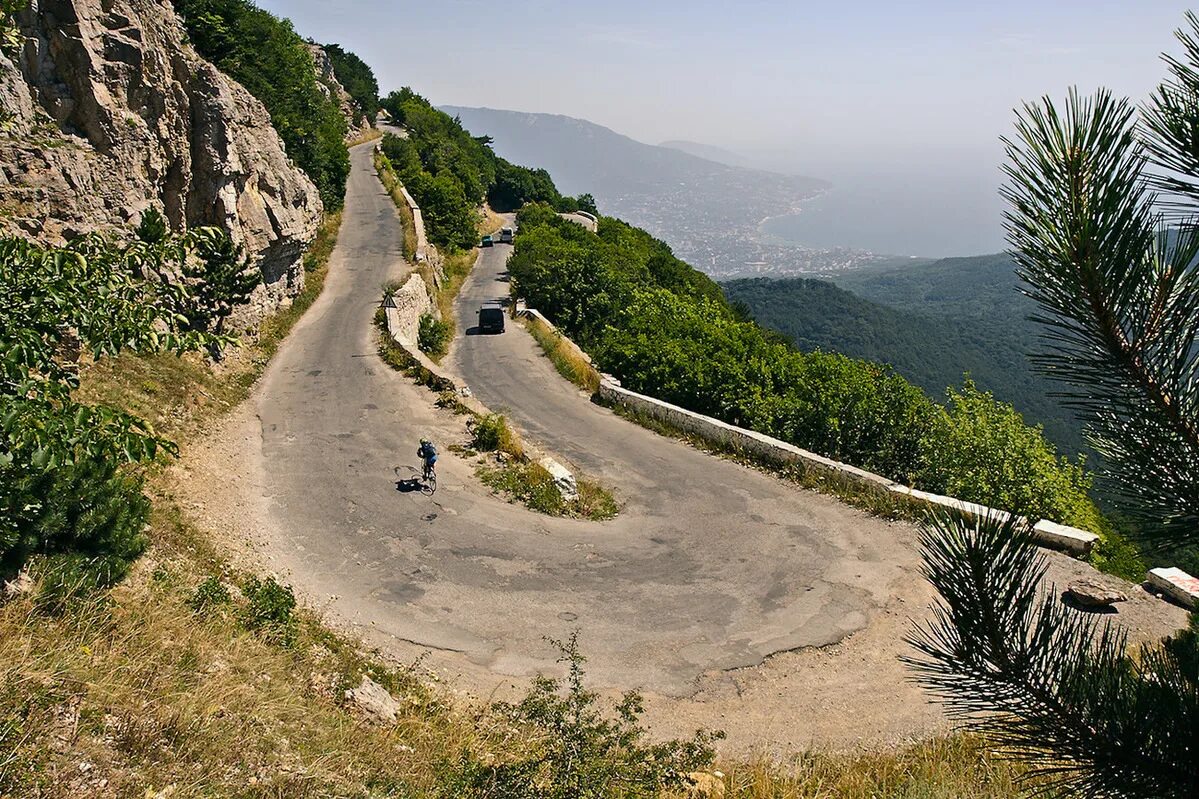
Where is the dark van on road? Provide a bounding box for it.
[478,303,505,334]
[499,227,514,244]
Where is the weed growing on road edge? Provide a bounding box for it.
[477,461,620,521]
[469,413,523,459]
[523,313,602,394]
[418,312,451,357]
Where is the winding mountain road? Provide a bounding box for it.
[185,140,1186,748]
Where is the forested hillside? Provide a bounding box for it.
[723,268,1084,456]
[377,89,593,249]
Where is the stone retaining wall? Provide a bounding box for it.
[386,273,434,347]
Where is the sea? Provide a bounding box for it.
[757,166,1009,259]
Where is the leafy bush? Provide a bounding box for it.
[917,381,1101,529]
[417,313,451,357]
[172,0,350,209]
[2,459,149,587]
[189,575,232,612]
[469,414,521,457]
[441,633,719,798]
[239,576,297,646]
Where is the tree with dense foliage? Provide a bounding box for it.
[1,220,240,593]
[322,42,378,122]
[908,15,1199,797]
[172,0,350,209]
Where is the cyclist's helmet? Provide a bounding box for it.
[420,437,431,446]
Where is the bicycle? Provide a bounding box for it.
[395,463,437,495]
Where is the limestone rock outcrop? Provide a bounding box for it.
[307,42,370,142]
[0,0,324,326]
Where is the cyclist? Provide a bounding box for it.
[417,438,438,481]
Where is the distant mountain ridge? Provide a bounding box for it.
[658,139,749,168]
[440,105,825,199]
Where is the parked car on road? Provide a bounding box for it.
[499,227,514,244]
[481,234,493,247]
[478,303,505,334]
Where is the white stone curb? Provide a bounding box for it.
[1147,567,1199,608]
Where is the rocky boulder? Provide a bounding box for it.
[0,0,324,327]
[1063,578,1128,609]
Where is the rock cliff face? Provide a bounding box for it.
[0,0,324,326]
[307,43,370,143]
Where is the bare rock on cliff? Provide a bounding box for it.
[0,0,324,326]
[307,42,369,143]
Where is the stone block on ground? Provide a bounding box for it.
[538,456,578,502]
[1063,578,1127,608]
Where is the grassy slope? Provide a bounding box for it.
[2,214,1033,797]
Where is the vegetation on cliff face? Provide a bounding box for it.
[322,42,379,123]
[171,0,352,209]
[508,203,1107,540]
[377,87,595,249]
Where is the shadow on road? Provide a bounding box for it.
[395,478,424,493]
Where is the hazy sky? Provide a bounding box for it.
[262,1,1189,164]
[260,0,1195,254]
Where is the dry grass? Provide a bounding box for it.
[478,203,507,236]
[0,562,512,797]
[523,314,602,394]
[346,127,383,147]
[701,737,1036,798]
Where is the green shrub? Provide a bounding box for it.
[917,381,1102,529]
[189,575,232,613]
[417,313,451,357]
[240,576,297,646]
[3,459,150,608]
[469,414,521,457]
[441,633,719,798]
